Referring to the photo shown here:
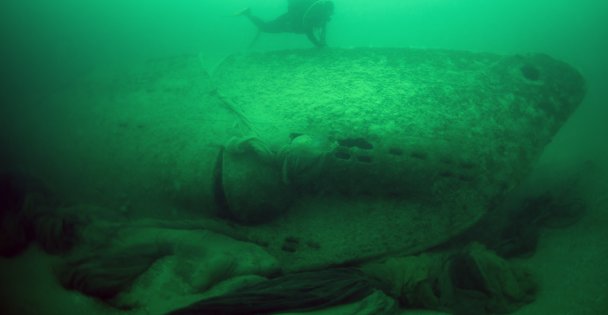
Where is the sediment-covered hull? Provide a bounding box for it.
[9,48,585,271]
[212,48,584,270]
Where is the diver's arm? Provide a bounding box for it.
[306,30,322,47]
[306,27,326,47]
[319,25,327,46]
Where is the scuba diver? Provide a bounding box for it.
[239,0,335,47]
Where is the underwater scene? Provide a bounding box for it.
[1,0,607,314]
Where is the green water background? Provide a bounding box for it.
[1,0,606,167]
[0,2,606,313]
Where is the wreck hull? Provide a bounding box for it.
[9,48,584,271]
[212,48,584,270]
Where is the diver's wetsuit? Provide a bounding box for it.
[243,0,334,47]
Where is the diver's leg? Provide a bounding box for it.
[243,11,292,33]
